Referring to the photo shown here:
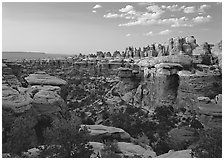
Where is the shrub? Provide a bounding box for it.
[101,141,121,158]
[3,113,38,156]
[41,115,93,158]
[191,128,222,158]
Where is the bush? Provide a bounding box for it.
[191,128,222,158]
[101,141,121,158]
[3,113,38,156]
[41,115,93,158]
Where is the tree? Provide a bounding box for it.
[4,113,38,156]
[41,115,93,158]
[191,128,222,158]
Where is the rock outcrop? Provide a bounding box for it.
[25,72,68,100]
[32,90,67,116]
[156,149,192,158]
[2,84,32,113]
[80,124,131,140]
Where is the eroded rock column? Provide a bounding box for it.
[154,63,183,106]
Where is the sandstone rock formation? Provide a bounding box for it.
[32,90,67,116]
[25,72,68,100]
[156,149,192,158]
[80,124,131,140]
[2,85,32,113]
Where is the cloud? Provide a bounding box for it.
[144,31,153,36]
[119,5,134,13]
[198,4,210,13]
[184,6,196,13]
[126,33,131,37]
[118,5,165,26]
[166,4,185,12]
[158,29,171,35]
[146,5,165,18]
[93,4,102,9]
[192,15,212,23]
[158,16,192,27]
[92,10,96,13]
[103,13,123,18]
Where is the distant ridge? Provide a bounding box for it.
[2,51,72,61]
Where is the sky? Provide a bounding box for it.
[2,2,222,55]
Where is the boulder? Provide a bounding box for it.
[25,72,68,100]
[25,72,67,86]
[81,124,131,140]
[2,85,32,113]
[138,55,192,70]
[32,90,67,115]
[30,85,61,96]
[117,142,156,158]
[156,149,192,158]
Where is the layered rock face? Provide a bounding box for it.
[2,63,22,87]
[2,84,32,113]
[154,63,183,106]
[197,94,222,129]
[31,90,67,116]
[25,71,68,100]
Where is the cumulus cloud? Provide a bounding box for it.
[198,4,210,13]
[126,33,131,37]
[103,13,123,18]
[118,5,165,26]
[184,6,196,13]
[192,15,212,23]
[159,29,171,35]
[119,5,134,13]
[158,16,192,27]
[146,5,165,18]
[166,4,185,12]
[93,4,102,9]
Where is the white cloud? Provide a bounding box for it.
[184,6,196,13]
[103,13,123,18]
[92,10,96,13]
[198,4,210,13]
[144,31,153,36]
[166,4,184,12]
[93,4,102,9]
[192,15,212,23]
[159,29,171,35]
[118,5,165,26]
[146,5,165,18]
[126,33,131,37]
[119,5,134,13]
[158,16,192,28]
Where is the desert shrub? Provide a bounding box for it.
[151,105,179,155]
[3,113,38,156]
[101,141,121,158]
[191,128,222,158]
[109,106,156,138]
[41,115,93,158]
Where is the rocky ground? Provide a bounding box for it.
[2,39,222,158]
